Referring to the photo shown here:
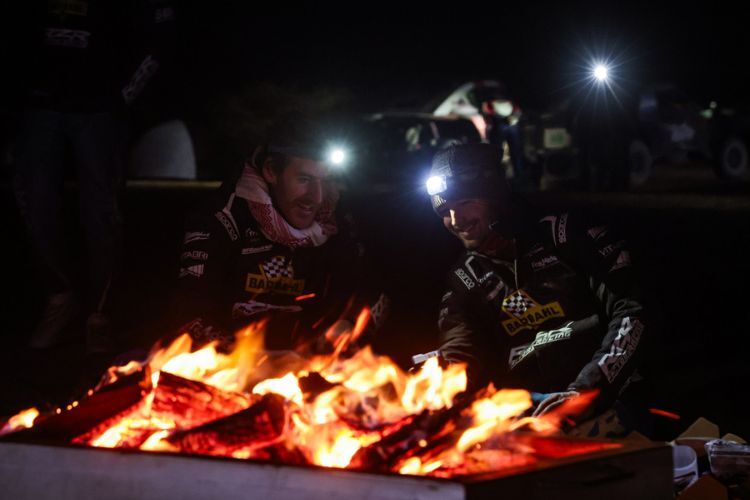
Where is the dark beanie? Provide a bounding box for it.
[429,144,505,213]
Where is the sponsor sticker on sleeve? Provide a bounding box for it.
[454,268,475,290]
[215,211,239,241]
[598,317,643,383]
[183,231,210,244]
[181,251,208,261]
[179,264,205,278]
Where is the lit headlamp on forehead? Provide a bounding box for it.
[426,175,448,196]
[326,146,348,169]
[267,143,350,170]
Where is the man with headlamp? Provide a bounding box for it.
[426,143,651,436]
[171,115,385,353]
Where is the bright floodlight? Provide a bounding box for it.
[426,175,447,196]
[328,148,347,167]
[593,64,609,82]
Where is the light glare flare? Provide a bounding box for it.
[593,64,608,81]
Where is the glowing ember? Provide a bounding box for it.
[3,314,618,477]
[252,373,304,406]
[1,408,39,435]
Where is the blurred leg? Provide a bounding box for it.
[69,111,127,352]
[14,109,70,292]
[14,109,79,347]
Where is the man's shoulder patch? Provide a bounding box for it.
[454,267,476,290]
[214,210,239,242]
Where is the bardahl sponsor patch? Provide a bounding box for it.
[245,256,304,295]
[181,250,208,261]
[454,268,475,289]
[501,289,566,336]
[184,231,210,244]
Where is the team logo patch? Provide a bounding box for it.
[232,300,302,318]
[502,290,537,317]
[179,264,205,278]
[531,255,559,271]
[587,225,608,240]
[454,268,475,289]
[181,250,208,261]
[215,211,239,241]
[609,250,631,272]
[184,231,210,244]
[245,255,304,295]
[598,317,643,382]
[508,322,574,369]
[558,213,569,244]
[598,240,624,258]
[242,245,273,255]
[44,28,90,48]
[501,289,566,336]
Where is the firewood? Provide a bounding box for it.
[167,393,286,456]
[151,371,252,429]
[3,371,146,443]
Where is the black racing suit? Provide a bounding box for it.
[171,191,385,351]
[438,210,648,416]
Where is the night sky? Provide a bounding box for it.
[173,3,750,110]
[1,2,748,116]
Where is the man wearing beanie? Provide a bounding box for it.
[168,114,387,354]
[427,143,651,437]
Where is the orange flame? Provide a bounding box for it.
[5,315,618,477]
[0,407,39,435]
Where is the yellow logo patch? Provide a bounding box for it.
[501,289,566,336]
[244,255,305,295]
[245,274,305,295]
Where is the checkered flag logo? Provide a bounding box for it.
[502,290,538,318]
[261,255,293,279]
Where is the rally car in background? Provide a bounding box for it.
[522,83,750,191]
[344,112,482,192]
[431,80,514,140]
[707,101,750,181]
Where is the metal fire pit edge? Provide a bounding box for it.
[0,438,673,500]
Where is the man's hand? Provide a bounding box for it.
[531,390,581,417]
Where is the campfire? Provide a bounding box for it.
[1,314,621,478]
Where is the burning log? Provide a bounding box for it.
[166,393,298,462]
[3,371,146,443]
[151,371,252,429]
[349,404,466,472]
[71,371,253,449]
